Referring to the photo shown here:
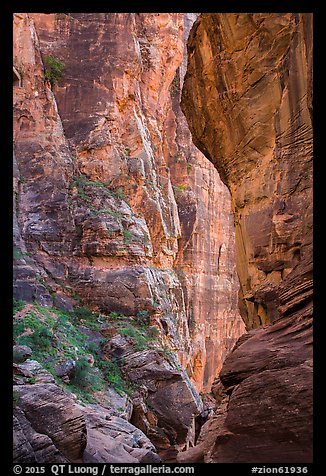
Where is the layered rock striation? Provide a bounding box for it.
[180,13,313,463]
[13,12,245,462]
[14,12,244,394]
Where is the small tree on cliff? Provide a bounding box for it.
[44,55,65,86]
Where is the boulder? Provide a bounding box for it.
[54,360,76,379]
[14,407,68,463]
[13,384,87,462]
[13,360,55,384]
[13,345,32,363]
[82,406,161,463]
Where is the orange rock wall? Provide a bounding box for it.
[180,13,313,463]
[13,12,244,393]
[182,13,313,330]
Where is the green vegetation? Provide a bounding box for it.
[70,356,104,392]
[66,306,102,331]
[73,176,112,189]
[157,344,173,359]
[122,228,134,244]
[94,209,123,219]
[119,322,159,352]
[119,325,147,351]
[172,155,182,163]
[13,246,32,261]
[186,163,192,174]
[109,311,127,320]
[21,326,53,352]
[70,175,128,210]
[113,187,126,201]
[136,310,149,326]
[12,300,162,404]
[13,298,26,314]
[98,359,129,396]
[44,56,65,85]
[173,184,187,193]
[12,301,105,402]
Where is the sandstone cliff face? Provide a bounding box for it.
[14,12,244,395]
[180,13,313,463]
[13,12,244,461]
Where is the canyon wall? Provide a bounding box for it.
[180,13,313,463]
[13,12,245,461]
[13,12,244,394]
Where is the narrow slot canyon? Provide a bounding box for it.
[13,13,312,465]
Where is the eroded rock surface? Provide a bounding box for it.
[82,406,161,463]
[13,384,87,462]
[13,380,162,464]
[180,13,313,463]
[104,333,202,459]
[13,12,244,403]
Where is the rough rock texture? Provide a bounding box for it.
[13,407,68,463]
[104,333,202,458]
[13,13,74,310]
[14,11,244,401]
[180,13,313,463]
[182,13,313,330]
[13,345,33,363]
[13,379,161,464]
[13,359,56,385]
[82,406,161,463]
[13,384,87,462]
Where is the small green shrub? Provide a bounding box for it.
[94,209,122,219]
[87,341,102,359]
[67,306,100,331]
[13,321,25,340]
[99,360,127,396]
[70,356,103,391]
[72,306,94,322]
[13,247,32,260]
[44,56,65,85]
[186,163,192,174]
[112,187,126,201]
[174,184,187,193]
[147,326,159,339]
[119,326,147,351]
[109,311,127,320]
[122,228,134,244]
[158,344,173,359]
[13,299,26,314]
[19,326,53,352]
[136,310,149,326]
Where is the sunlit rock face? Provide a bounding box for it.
[180,13,313,463]
[14,12,244,396]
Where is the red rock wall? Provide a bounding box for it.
[13,12,244,395]
[180,13,312,463]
